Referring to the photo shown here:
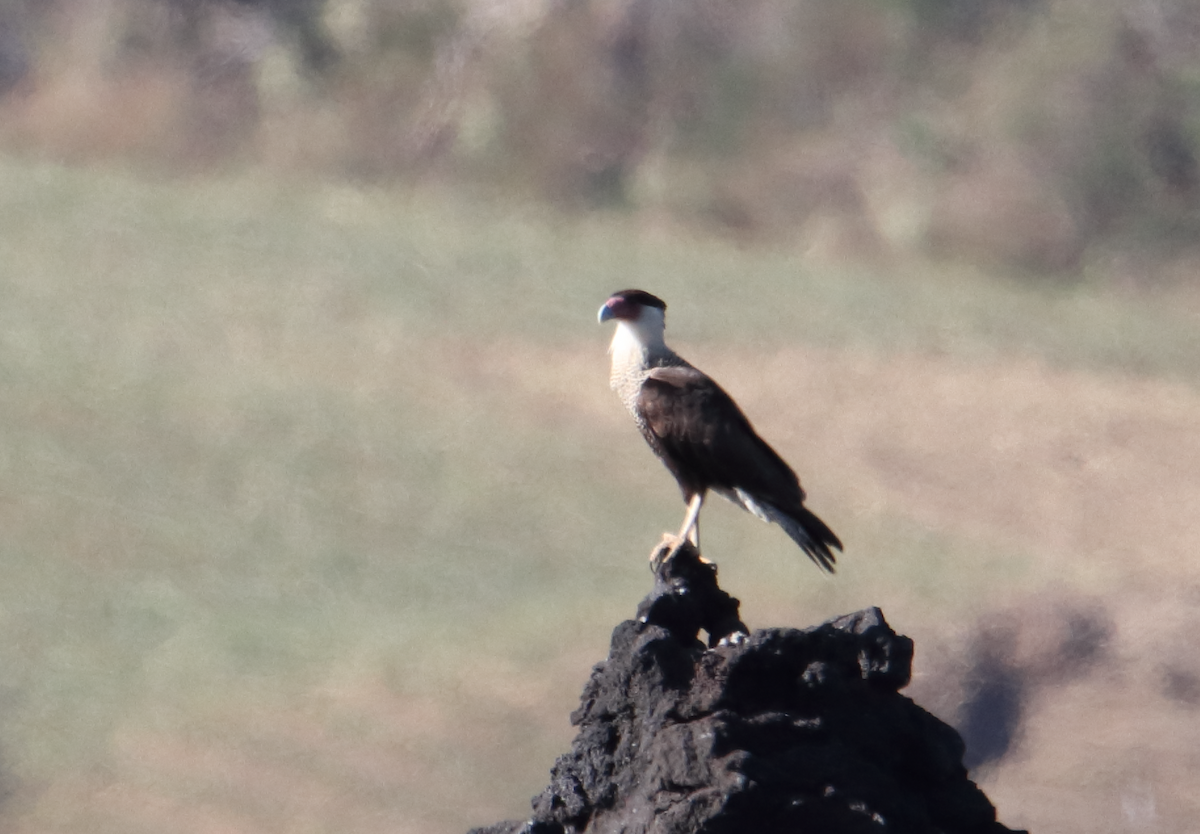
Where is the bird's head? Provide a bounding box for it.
[598,289,666,324]
[599,290,668,355]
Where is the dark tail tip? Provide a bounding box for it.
[791,505,842,573]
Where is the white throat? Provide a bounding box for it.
[608,308,667,368]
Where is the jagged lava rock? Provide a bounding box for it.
[471,543,1023,834]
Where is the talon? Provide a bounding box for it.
[649,533,685,573]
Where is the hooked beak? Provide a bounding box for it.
[598,302,616,323]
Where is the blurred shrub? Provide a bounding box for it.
[0,0,461,171]
[1,0,1199,276]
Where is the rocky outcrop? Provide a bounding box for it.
[471,540,1024,834]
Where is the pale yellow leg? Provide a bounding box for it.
[677,493,704,549]
[650,494,710,571]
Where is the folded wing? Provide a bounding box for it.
[636,365,840,571]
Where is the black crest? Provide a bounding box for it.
[611,289,667,310]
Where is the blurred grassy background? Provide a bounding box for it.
[0,1,1198,833]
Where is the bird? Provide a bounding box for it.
[598,289,842,571]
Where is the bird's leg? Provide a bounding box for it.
[680,492,703,549]
[652,493,707,573]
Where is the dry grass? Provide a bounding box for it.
[0,157,1198,833]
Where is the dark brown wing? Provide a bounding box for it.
[636,365,806,511]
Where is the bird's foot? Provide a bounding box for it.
[649,533,684,573]
[649,533,711,574]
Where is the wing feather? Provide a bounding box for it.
[636,365,806,510]
[636,364,841,569]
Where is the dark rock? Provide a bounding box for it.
[639,534,749,648]
[471,543,1023,834]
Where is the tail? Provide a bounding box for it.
[777,504,842,573]
[731,488,841,572]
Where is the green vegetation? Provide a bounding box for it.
[0,157,1198,832]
